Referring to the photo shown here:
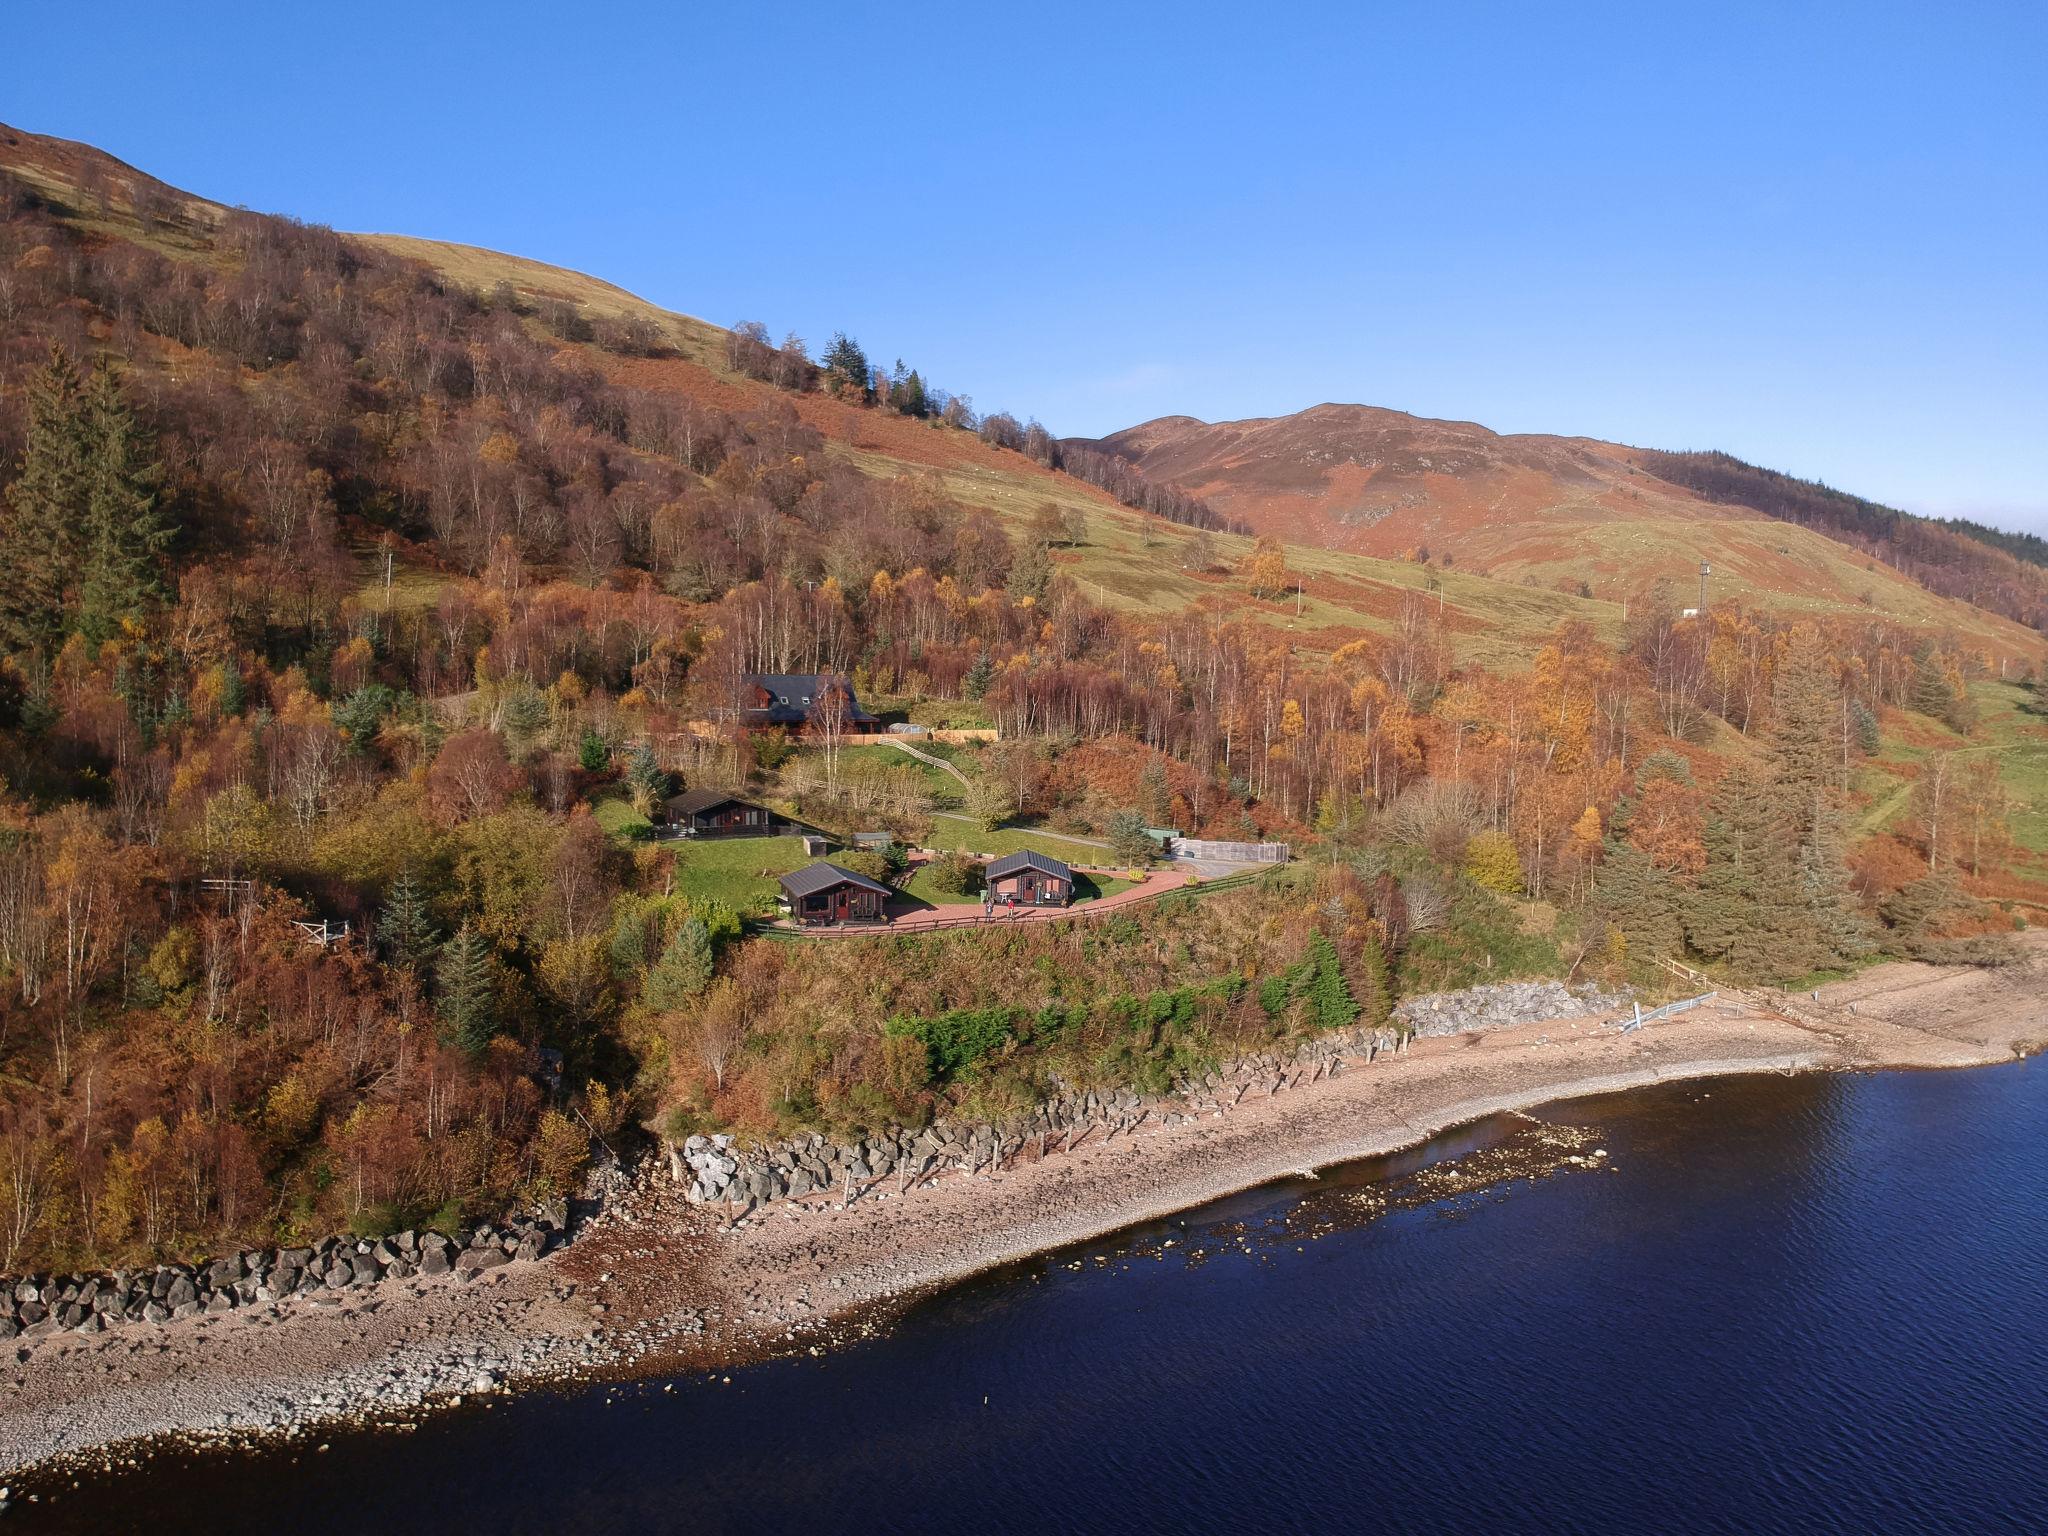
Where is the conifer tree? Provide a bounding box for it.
[436,922,500,1054]
[1306,932,1358,1032]
[962,650,995,701]
[1593,838,1683,958]
[642,917,714,1012]
[76,360,172,644]
[0,347,89,652]
[625,740,668,814]
[1357,928,1394,1027]
[378,870,441,974]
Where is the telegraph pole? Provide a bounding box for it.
[1698,560,1711,615]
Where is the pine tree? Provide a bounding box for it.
[1306,932,1358,1032]
[642,917,714,1011]
[436,922,500,1054]
[0,347,90,652]
[218,656,246,717]
[1593,839,1683,958]
[379,870,441,974]
[625,740,668,813]
[1763,628,1872,974]
[75,361,172,644]
[1357,928,1394,1027]
[962,650,995,701]
[1687,760,1785,967]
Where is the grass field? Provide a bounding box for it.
[668,835,813,913]
[923,814,1111,861]
[1854,683,2048,857]
[591,793,655,843]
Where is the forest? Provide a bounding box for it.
[0,155,2039,1279]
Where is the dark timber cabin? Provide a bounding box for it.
[984,849,1073,907]
[742,673,880,732]
[778,861,893,926]
[664,788,774,837]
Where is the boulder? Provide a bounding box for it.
[418,1246,452,1277]
[164,1276,197,1310]
[455,1245,509,1278]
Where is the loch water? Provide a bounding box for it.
[20,1059,2048,1535]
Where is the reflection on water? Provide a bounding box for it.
[19,1061,2048,1536]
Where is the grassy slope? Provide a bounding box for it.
[1851,681,2048,906]
[5,120,2041,675]
[398,233,2040,668]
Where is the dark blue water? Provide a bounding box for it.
[19,1060,2048,1535]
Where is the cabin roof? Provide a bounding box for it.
[778,861,894,900]
[986,849,1072,881]
[744,673,879,724]
[665,788,756,816]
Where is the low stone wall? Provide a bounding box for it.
[671,1024,1420,1216]
[1,1200,571,1347]
[1395,980,1629,1040]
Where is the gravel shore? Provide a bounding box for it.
[5,937,2041,1479]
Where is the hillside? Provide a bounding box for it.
[1077,405,2048,652]
[1,114,2044,1307]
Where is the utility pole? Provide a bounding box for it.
[1699,560,1711,615]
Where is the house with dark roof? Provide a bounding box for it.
[742,673,879,732]
[663,788,776,837]
[984,849,1073,908]
[777,861,893,926]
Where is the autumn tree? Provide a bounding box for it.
[1241,536,1290,600]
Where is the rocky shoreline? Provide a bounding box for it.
[2,946,2040,1483]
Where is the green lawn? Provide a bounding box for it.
[669,835,814,914]
[924,814,1115,862]
[592,793,655,843]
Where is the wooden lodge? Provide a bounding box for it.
[778,861,893,926]
[664,788,776,837]
[742,673,879,732]
[985,849,1073,908]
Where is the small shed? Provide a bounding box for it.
[985,849,1073,908]
[778,862,893,926]
[665,788,773,837]
[799,832,830,857]
[850,831,895,853]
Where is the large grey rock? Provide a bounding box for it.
[456,1245,509,1277]
[164,1276,197,1310]
[418,1246,452,1277]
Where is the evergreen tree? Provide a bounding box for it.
[820,333,872,401]
[1357,928,1394,1027]
[1008,538,1053,600]
[962,650,995,701]
[1106,809,1155,864]
[1306,932,1358,1032]
[1593,839,1683,958]
[76,360,172,643]
[1687,760,1785,966]
[379,870,441,974]
[625,740,669,813]
[642,917,714,1011]
[219,656,246,717]
[578,728,611,772]
[1764,628,1873,974]
[0,347,89,652]
[436,922,501,1054]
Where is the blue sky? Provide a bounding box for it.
[11,1,2046,531]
